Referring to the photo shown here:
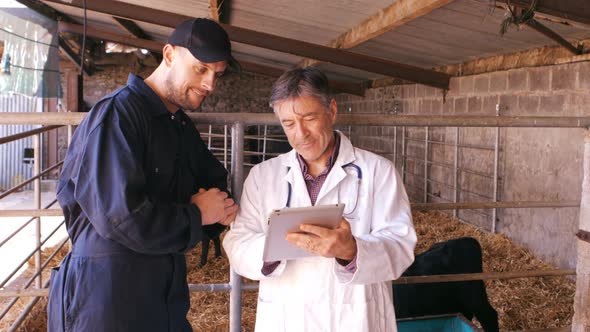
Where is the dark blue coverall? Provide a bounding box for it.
[48,74,227,332]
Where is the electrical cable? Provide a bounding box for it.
[80,0,87,78]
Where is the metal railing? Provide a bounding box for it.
[1,112,588,331]
[0,122,69,331]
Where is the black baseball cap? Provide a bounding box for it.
[168,18,240,73]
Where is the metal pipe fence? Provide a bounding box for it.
[0,220,65,290]
[0,123,66,330]
[403,136,497,151]
[2,112,590,127]
[1,112,588,331]
[0,199,58,249]
[0,236,68,322]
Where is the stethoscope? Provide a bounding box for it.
[285,162,362,216]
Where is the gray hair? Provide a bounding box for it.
[269,67,331,111]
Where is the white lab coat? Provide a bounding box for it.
[223,132,416,332]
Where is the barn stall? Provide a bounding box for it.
[0,0,589,331]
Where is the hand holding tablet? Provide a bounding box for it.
[262,204,345,261]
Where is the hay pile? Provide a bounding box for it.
[412,211,574,330]
[185,248,257,332]
[4,211,575,331]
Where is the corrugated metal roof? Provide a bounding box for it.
[35,0,590,84]
[117,0,210,20]
[351,0,590,68]
[230,0,395,44]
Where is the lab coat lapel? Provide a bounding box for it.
[282,150,312,207]
[316,132,356,204]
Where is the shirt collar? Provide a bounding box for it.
[296,132,341,180]
[126,74,172,117]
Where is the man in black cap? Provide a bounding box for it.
[47,18,239,332]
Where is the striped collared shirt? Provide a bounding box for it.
[296,133,341,206]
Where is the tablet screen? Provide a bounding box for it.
[262,203,345,261]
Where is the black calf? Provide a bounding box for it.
[200,234,222,267]
[393,237,499,332]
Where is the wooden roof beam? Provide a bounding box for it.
[113,17,151,40]
[496,0,590,27]
[16,0,76,24]
[238,61,367,96]
[58,22,366,96]
[43,0,450,89]
[209,0,220,22]
[58,22,162,51]
[113,17,162,61]
[209,0,232,24]
[58,37,94,75]
[300,0,454,68]
[525,19,581,54]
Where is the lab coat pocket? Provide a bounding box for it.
[47,253,71,332]
[255,300,285,332]
[335,298,384,332]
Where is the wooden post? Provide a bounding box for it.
[65,70,82,112]
[573,131,590,329]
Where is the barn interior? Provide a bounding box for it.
[0,0,589,331]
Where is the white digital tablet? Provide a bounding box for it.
[262,203,345,262]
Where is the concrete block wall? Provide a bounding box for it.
[335,61,590,269]
[65,54,588,269]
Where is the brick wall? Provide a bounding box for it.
[335,61,590,269]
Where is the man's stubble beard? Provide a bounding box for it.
[163,76,204,111]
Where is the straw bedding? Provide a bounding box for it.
[2,211,574,331]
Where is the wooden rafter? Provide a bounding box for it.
[525,18,581,54]
[113,17,150,40]
[58,22,367,96]
[58,37,94,75]
[301,0,454,68]
[59,22,162,51]
[113,17,162,61]
[238,61,367,96]
[41,0,451,89]
[209,0,220,22]
[209,0,232,24]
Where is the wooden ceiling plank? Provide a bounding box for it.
[335,0,454,48]
[300,0,454,67]
[59,22,367,96]
[41,0,450,89]
[59,22,163,52]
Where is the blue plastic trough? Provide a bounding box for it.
[397,314,480,332]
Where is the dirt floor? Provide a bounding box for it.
[0,211,575,331]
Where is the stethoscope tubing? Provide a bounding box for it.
[285,163,362,209]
